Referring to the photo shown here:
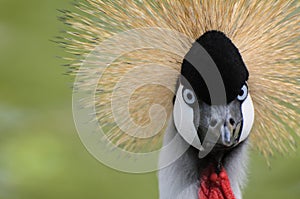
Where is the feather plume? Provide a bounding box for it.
[58,0,300,158]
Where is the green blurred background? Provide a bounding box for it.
[0,0,299,198]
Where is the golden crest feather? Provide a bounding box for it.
[58,0,300,159]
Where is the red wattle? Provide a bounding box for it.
[198,165,236,199]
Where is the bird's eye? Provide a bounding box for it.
[237,84,248,101]
[183,88,196,105]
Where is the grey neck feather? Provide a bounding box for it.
[158,117,249,199]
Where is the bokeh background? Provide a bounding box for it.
[0,0,299,198]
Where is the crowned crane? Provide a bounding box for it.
[59,1,299,199]
[159,30,253,199]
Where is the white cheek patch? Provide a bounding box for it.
[173,85,204,151]
[239,94,255,142]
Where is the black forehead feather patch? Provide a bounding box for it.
[181,30,249,104]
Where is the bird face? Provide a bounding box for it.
[173,81,254,153]
[173,30,255,155]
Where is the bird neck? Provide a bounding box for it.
[158,118,249,199]
[197,147,247,199]
[198,164,236,199]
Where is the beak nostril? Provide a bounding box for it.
[229,118,235,126]
[210,119,217,127]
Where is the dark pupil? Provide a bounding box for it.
[187,93,193,100]
[239,89,244,96]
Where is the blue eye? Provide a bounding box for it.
[237,84,248,101]
[183,88,196,105]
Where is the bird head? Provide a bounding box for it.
[173,31,255,155]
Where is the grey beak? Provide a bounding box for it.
[206,115,239,147]
[197,100,243,150]
[221,125,232,146]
